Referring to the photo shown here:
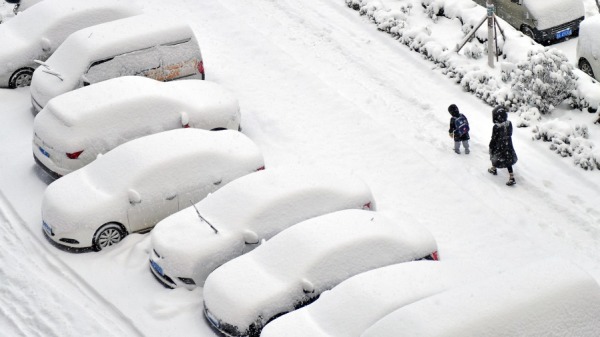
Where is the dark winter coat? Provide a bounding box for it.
[489,120,518,168]
[449,114,470,141]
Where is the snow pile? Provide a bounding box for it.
[360,258,600,337]
[344,0,600,170]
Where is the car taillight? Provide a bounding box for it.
[183,123,190,128]
[197,60,204,75]
[429,251,439,261]
[362,202,372,210]
[256,166,265,171]
[66,150,83,159]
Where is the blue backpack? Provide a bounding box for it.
[454,114,469,137]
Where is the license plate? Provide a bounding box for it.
[42,221,52,236]
[39,146,50,158]
[556,28,572,39]
[150,260,164,276]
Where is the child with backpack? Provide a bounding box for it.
[448,104,470,154]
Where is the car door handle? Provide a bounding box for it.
[213,179,222,186]
[165,194,177,200]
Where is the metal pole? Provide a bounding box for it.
[487,0,495,68]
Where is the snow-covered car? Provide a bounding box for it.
[33,76,240,178]
[41,129,264,252]
[30,14,204,111]
[202,209,438,337]
[472,0,584,45]
[261,260,493,337]
[149,167,376,289]
[576,15,600,80]
[0,0,138,88]
[361,259,600,337]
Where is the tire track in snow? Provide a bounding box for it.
[0,191,144,337]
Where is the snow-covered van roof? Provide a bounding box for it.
[361,258,600,337]
[261,260,497,337]
[45,14,196,77]
[203,209,437,335]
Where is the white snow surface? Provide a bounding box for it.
[523,0,585,30]
[150,166,375,287]
[203,209,437,331]
[1,0,600,336]
[360,258,600,337]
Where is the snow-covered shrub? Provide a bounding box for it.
[462,42,483,59]
[515,106,541,128]
[509,49,577,114]
[532,121,600,169]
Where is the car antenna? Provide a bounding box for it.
[190,200,218,234]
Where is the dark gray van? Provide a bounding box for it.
[473,0,585,45]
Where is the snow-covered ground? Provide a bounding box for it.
[1,0,600,336]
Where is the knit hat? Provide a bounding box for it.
[448,104,460,117]
[492,105,507,123]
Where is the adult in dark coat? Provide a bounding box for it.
[448,104,470,154]
[488,105,517,186]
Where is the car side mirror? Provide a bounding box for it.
[128,189,141,205]
[81,75,90,87]
[181,111,189,128]
[243,230,259,244]
[301,279,314,294]
[41,37,51,53]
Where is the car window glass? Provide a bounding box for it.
[157,38,199,80]
[85,46,162,85]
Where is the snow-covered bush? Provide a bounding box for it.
[509,49,577,114]
[515,106,541,128]
[532,121,600,170]
[462,42,483,59]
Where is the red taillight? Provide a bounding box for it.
[430,251,439,261]
[256,166,265,171]
[197,60,204,75]
[362,202,372,210]
[183,123,190,128]
[66,150,83,159]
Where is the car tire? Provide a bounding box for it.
[93,223,126,251]
[579,59,595,79]
[9,67,34,89]
[521,26,536,42]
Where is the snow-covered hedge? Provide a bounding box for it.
[345,0,600,170]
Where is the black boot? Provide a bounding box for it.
[488,167,497,175]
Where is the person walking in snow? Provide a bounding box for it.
[488,105,517,186]
[448,104,470,154]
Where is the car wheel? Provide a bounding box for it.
[93,223,126,251]
[9,68,34,89]
[521,26,536,42]
[579,59,595,79]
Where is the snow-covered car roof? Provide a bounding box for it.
[203,209,437,337]
[0,0,138,79]
[261,260,497,337]
[361,258,600,337]
[523,0,584,31]
[578,16,600,56]
[150,166,375,287]
[40,14,196,82]
[42,77,238,128]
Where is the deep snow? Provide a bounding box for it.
[1,0,600,336]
